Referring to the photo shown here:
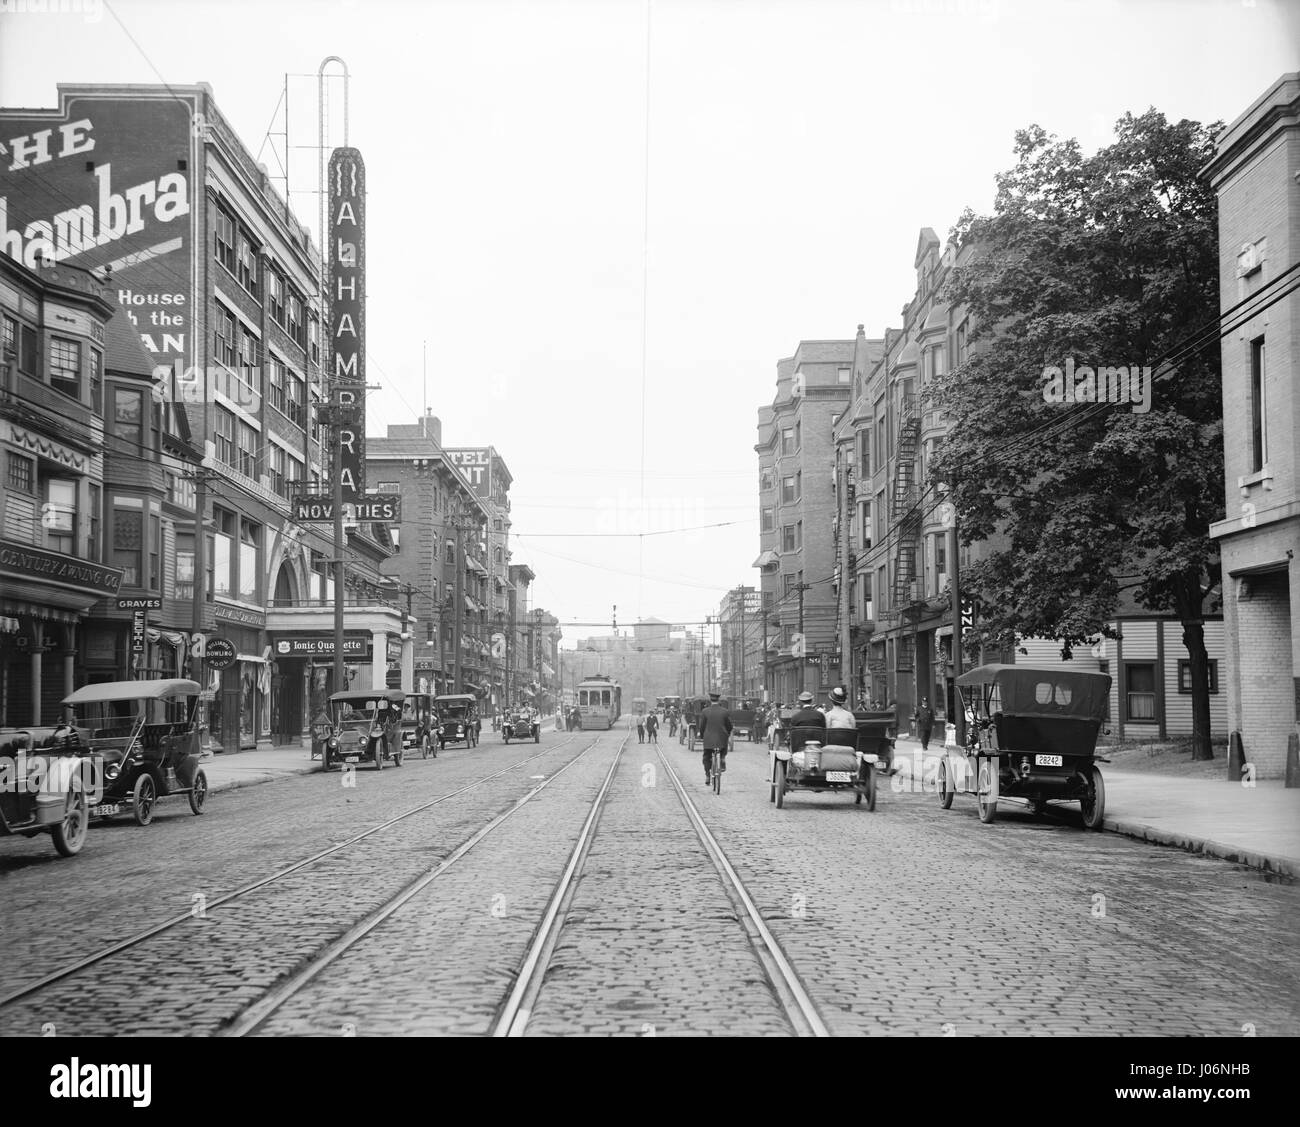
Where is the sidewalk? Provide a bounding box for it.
[199,739,320,792]
[891,737,1300,879]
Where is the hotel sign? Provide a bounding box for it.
[0,539,123,595]
[329,147,366,505]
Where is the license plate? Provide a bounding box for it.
[1035,754,1063,767]
[346,756,359,764]
[825,771,852,783]
[91,804,120,816]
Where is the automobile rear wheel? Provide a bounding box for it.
[52,784,88,856]
[977,759,998,824]
[938,758,954,810]
[774,760,787,809]
[769,763,776,803]
[534,728,540,744]
[1080,766,1106,830]
[188,770,208,815]
[132,773,156,826]
[374,744,384,770]
[421,735,430,760]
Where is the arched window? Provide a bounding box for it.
[272,561,298,606]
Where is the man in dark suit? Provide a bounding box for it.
[788,689,826,751]
[698,691,733,784]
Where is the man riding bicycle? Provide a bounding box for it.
[698,691,733,785]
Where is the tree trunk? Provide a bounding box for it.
[1179,608,1214,761]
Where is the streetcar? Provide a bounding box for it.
[631,696,647,717]
[577,674,622,730]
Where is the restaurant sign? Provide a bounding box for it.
[0,538,123,595]
[274,636,368,657]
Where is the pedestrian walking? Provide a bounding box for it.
[645,712,659,744]
[636,714,646,743]
[914,698,935,750]
[698,691,733,783]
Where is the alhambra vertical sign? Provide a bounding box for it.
[329,147,366,504]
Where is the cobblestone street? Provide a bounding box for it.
[3,728,1297,1038]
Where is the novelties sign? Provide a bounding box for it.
[329,146,365,504]
[0,91,196,382]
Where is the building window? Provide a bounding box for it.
[288,453,303,492]
[237,229,258,297]
[49,337,81,399]
[860,501,871,551]
[268,268,285,326]
[781,427,794,455]
[214,406,236,468]
[270,444,287,497]
[1249,337,1266,473]
[112,507,143,587]
[87,483,100,561]
[44,478,76,554]
[781,524,795,553]
[781,476,795,504]
[239,518,260,601]
[1124,663,1157,721]
[875,415,886,472]
[89,348,102,412]
[308,315,320,364]
[212,508,234,596]
[149,513,160,589]
[858,431,869,478]
[309,395,323,445]
[1,314,14,363]
[237,420,258,478]
[113,387,145,449]
[238,326,259,383]
[838,366,851,384]
[1177,660,1218,694]
[287,371,306,427]
[761,507,774,532]
[175,532,194,601]
[7,452,33,493]
[267,355,285,413]
[214,305,237,368]
[287,291,303,346]
[445,540,456,563]
[935,533,946,577]
[215,204,236,273]
[956,319,969,367]
[783,573,796,597]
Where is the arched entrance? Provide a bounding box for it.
[271,561,305,745]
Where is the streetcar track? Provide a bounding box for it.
[218,734,610,1036]
[0,733,586,1011]
[490,734,828,1037]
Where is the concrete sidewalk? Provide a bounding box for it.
[890,738,1300,878]
[199,739,320,792]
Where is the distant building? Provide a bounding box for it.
[1204,72,1300,778]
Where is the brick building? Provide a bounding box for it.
[1204,72,1300,778]
[754,340,856,703]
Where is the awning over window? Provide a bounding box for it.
[752,550,779,569]
[467,558,488,576]
[463,596,477,612]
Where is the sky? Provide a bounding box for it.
[2,0,1297,645]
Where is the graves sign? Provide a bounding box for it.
[329,147,366,505]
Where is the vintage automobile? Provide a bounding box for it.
[0,724,93,856]
[62,679,208,826]
[400,693,439,760]
[730,705,757,742]
[322,689,405,771]
[434,693,480,750]
[938,664,1111,828]
[769,712,893,812]
[501,708,540,744]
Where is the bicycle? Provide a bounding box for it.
[709,748,723,794]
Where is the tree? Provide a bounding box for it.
[930,110,1223,759]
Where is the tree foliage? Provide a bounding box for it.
[929,111,1224,753]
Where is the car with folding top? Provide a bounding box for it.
[769,709,894,812]
[434,693,480,750]
[936,664,1111,827]
[0,722,94,856]
[61,678,208,826]
[321,688,406,771]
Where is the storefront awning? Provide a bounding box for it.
[463,596,477,612]
[467,558,488,576]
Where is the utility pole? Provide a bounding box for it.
[796,577,809,694]
[949,517,965,749]
[760,592,769,704]
[452,516,464,693]
[739,586,746,703]
[190,465,208,740]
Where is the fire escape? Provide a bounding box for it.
[889,392,921,672]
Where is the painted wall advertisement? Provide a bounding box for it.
[446,448,491,497]
[0,90,196,383]
[329,146,366,504]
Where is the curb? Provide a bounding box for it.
[1100,816,1299,880]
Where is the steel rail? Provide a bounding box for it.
[220,735,609,1036]
[0,734,585,1010]
[654,744,832,1037]
[491,731,631,1037]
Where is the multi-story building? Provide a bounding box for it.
[754,339,856,703]
[717,586,763,702]
[836,227,1227,739]
[0,255,127,725]
[1,83,406,747]
[366,413,492,698]
[1204,72,1300,779]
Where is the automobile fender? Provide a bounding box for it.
[33,753,94,815]
[774,747,792,762]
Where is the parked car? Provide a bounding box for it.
[0,724,92,856]
[322,689,405,771]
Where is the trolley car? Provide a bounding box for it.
[577,675,622,730]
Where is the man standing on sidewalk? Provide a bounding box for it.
[914,698,935,750]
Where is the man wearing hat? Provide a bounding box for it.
[825,686,856,730]
[788,689,826,750]
[697,691,733,784]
